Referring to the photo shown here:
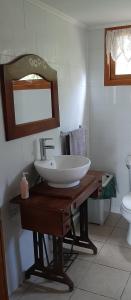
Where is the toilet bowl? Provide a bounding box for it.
[121,193,131,245]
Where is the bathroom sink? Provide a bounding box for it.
[34,155,91,188]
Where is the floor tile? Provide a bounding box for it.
[121,275,131,300]
[64,241,104,262]
[71,288,113,300]
[26,277,71,292]
[67,258,91,287]
[107,227,131,248]
[76,241,104,262]
[78,263,129,299]
[10,290,23,300]
[10,280,35,300]
[116,216,128,230]
[104,213,121,228]
[89,224,113,242]
[19,288,71,300]
[95,243,131,271]
[18,279,72,300]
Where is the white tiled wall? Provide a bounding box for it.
[88,28,131,213]
[0,0,88,294]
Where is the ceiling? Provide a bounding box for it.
[41,0,131,27]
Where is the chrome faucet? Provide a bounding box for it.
[39,138,55,160]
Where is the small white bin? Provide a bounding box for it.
[88,173,113,225]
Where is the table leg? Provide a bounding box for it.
[53,236,74,290]
[64,199,97,255]
[80,200,97,254]
[25,232,74,291]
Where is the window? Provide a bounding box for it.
[104,25,131,85]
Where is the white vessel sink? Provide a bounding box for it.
[34,155,91,188]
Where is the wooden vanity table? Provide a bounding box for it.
[11,171,103,291]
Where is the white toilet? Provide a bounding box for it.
[121,155,131,245]
[121,193,131,245]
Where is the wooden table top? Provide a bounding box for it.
[11,170,103,213]
[31,174,95,199]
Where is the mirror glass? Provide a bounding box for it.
[13,89,52,124]
[19,74,42,80]
[13,74,52,125]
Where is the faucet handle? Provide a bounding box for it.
[44,138,53,141]
[39,138,53,142]
[39,138,53,145]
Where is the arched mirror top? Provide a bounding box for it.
[4,54,57,81]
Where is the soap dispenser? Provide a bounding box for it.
[20,172,29,199]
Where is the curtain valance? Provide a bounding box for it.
[106,28,131,63]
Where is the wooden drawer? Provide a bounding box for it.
[20,205,71,237]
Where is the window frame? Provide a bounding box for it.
[104,25,131,86]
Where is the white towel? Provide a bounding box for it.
[69,128,86,156]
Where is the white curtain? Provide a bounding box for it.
[106,28,131,64]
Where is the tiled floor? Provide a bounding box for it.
[10,213,131,300]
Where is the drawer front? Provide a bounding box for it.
[20,206,71,237]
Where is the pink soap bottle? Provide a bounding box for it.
[20,172,29,199]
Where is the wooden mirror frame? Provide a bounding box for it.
[0,54,60,140]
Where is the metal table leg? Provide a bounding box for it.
[25,232,74,291]
[64,199,97,255]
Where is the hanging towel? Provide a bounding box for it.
[69,127,86,156]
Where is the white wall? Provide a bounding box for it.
[88,28,131,213]
[0,0,88,294]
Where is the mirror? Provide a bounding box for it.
[0,54,60,140]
